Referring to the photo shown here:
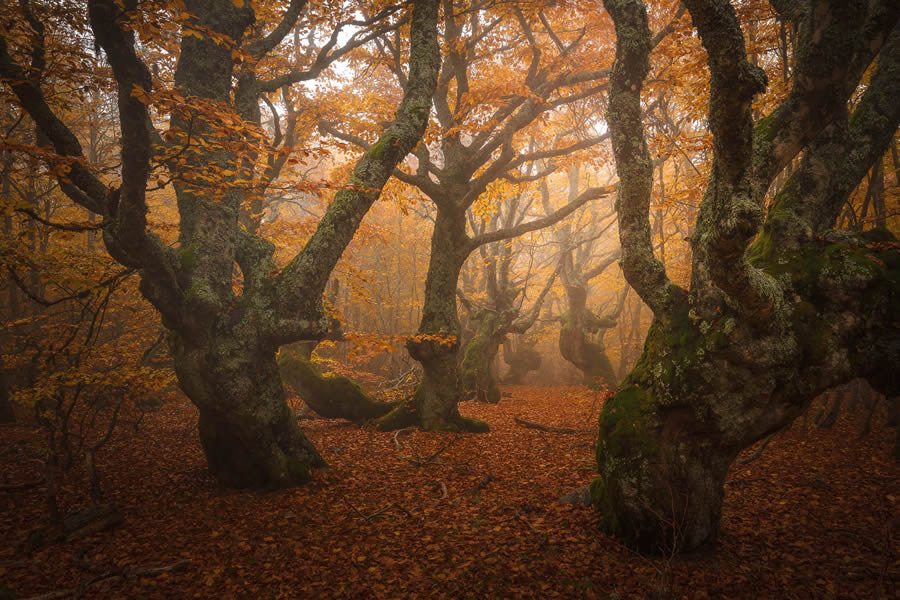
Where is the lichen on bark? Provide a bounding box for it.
[0,0,443,488]
[595,0,900,552]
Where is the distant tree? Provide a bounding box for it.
[0,0,441,488]
[347,1,625,432]
[547,167,625,388]
[457,193,561,403]
[593,0,900,551]
[501,334,543,384]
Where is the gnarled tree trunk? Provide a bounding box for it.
[1,0,442,487]
[171,333,325,487]
[558,284,621,389]
[502,338,541,384]
[594,0,900,551]
[461,311,509,403]
[378,207,489,432]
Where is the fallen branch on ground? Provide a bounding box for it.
[737,433,776,465]
[425,480,448,502]
[22,559,190,600]
[465,473,493,495]
[513,416,578,434]
[404,437,458,467]
[391,427,415,450]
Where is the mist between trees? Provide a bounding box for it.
[1,0,898,584]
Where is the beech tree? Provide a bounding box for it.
[352,1,621,432]
[593,0,900,551]
[457,192,561,403]
[547,167,626,388]
[0,0,441,488]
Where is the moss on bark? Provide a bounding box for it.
[278,352,395,422]
[461,312,506,403]
[592,232,900,551]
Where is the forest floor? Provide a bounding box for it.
[1,385,898,599]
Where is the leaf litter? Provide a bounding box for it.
[1,385,897,599]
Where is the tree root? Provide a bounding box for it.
[377,403,489,433]
[24,503,122,552]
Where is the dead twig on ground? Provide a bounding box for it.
[465,473,493,495]
[339,490,414,525]
[737,432,776,464]
[499,508,534,531]
[391,427,415,450]
[424,480,448,502]
[404,437,458,467]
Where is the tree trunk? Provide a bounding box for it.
[461,312,508,403]
[378,207,488,432]
[559,285,619,389]
[171,335,324,488]
[278,352,395,422]
[378,340,487,432]
[592,235,900,552]
[502,339,541,384]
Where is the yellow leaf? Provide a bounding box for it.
[232,0,244,6]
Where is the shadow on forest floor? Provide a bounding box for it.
[1,385,897,599]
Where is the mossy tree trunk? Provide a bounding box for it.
[1,0,442,487]
[502,338,542,384]
[378,206,490,431]
[278,351,395,422]
[558,279,625,389]
[461,277,557,402]
[596,0,900,551]
[459,188,563,403]
[172,332,324,487]
[461,310,508,403]
[546,169,624,389]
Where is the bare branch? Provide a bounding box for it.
[468,185,614,252]
[247,0,308,59]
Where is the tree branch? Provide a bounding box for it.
[602,0,680,317]
[467,185,614,253]
[0,37,108,214]
[272,0,441,340]
[752,0,899,200]
[258,11,407,94]
[247,0,307,59]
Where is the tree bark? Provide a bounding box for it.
[171,333,325,487]
[461,312,507,403]
[595,0,900,552]
[0,0,442,487]
[278,352,395,422]
[502,338,541,384]
[378,207,489,432]
[559,284,620,389]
